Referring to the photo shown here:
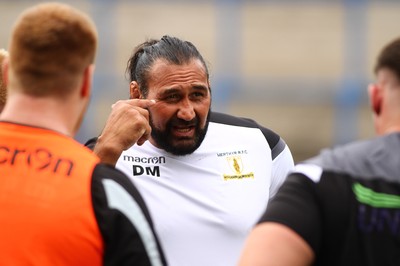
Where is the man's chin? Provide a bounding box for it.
[169,141,198,156]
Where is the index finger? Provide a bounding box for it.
[112,98,157,109]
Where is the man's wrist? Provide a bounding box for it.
[93,136,122,166]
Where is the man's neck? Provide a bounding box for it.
[0,94,73,136]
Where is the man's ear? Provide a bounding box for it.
[129,81,141,99]
[368,83,382,116]
[2,58,8,87]
[81,64,95,97]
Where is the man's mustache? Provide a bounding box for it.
[169,117,198,127]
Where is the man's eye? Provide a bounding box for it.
[165,94,179,100]
[192,92,205,98]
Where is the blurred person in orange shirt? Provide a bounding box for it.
[0,3,166,265]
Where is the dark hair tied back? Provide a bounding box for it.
[126,35,209,97]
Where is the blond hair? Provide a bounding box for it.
[0,49,8,107]
[9,2,98,97]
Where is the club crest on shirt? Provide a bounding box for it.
[227,156,243,174]
[223,156,254,181]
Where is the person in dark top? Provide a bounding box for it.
[238,36,400,266]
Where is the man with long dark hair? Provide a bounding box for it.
[87,35,294,266]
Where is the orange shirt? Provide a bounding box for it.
[0,122,103,265]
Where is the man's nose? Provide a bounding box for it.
[177,99,195,121]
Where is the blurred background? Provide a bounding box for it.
[1,0,399,162]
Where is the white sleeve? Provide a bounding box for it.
[269,144,295,199]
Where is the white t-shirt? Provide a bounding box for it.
[115,112,294,266]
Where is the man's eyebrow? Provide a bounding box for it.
[160,84,208,93]
[191,84,209,91]
[159,87,180,95]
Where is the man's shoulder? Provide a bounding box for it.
[305,134,400,181]
[210,111,271,130]
[210,111,282,150]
